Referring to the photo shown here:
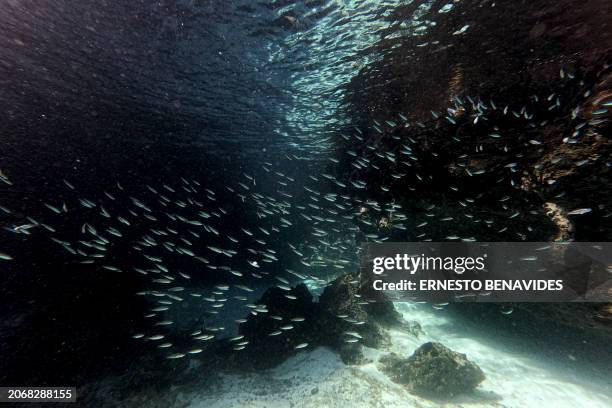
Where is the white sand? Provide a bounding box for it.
[179,302,612,408]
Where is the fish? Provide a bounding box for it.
[147,335,165,341]
[453,24,470,35]
[567,208,592,215]
[44,203,62,214]
[0,251,13,261]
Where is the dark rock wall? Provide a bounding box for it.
[339,0,612,242]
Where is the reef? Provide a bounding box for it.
[379,342,485,398]
[235,273,417,368]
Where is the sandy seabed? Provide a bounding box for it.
[174,302,612,408]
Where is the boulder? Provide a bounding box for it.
[236,273,412,368]
[380,342,485,398]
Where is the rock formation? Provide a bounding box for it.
[379,342,485,398]
[236,273,414,368]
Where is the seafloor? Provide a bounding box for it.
[81,301,612,408]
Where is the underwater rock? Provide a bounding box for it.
[364,301,404,328]
[516,303,612,335]
[544,202,575,241]
[237,274,408,368]
[379,342,485,398]
[319,272,406,349]
[341,0,612,243]
[338,343,365,365]
[236,283,322,369]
